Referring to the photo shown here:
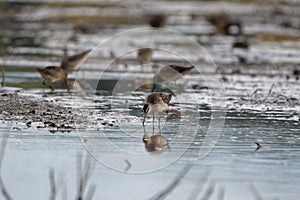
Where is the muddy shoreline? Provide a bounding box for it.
[0,89,118,133]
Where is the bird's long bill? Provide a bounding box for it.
[142,113,147,126]
[142,104,149,126]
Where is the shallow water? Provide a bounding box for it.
[1,0,300,199]
[1,108,300,199]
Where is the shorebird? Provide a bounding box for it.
[137,48,153,72]
[148,14,166,28]
[152,65,194,92]
[60,49,91,72]
[142,92,172,134]
[36,66,69,92]
[207,13,242,36]
[154,65,194,82]
[137,48,152,66]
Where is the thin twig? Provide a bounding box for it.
[148,163,192,200]
[48,168,65,200]
[77,153,83,200]
[62,180,68,200]
[199,181,216,200]
[0,59,5,87]
[49,169,56,200]
[187,169,210,200]
[76,153,96,200]
[124,159,132,172]
[82,156,96,192]
[268,83,276,96]
[0,134,9,170]
[0,176,12,200]
[85,184,96,200]
[249,183,264,200]
[0,131,12,200]
[217,186,225,200]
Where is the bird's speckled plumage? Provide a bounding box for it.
[36,66,69,92]
[142,93,172,133]
[36,66,67,82]
[137,48,152,65]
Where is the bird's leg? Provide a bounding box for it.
[152,113,155,135]
[43,80,54,93]
[142,113,146,126]
[158,115,161,135]
[64,77,70,93]
[0,64,5,87]
[174,80,179,93]
[49,86,55,93]
[42,80,46,87]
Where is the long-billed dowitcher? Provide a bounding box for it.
[207,13,242,36]
[60,49,91,72]
[36,66,69,92]
[154,65,194,83]
[137,48,153,71]
[148,14,166,28]
[152,65,194,92]
[138,48,152,64]
[143,92,172,134]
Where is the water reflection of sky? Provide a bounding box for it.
[1,110,299,199]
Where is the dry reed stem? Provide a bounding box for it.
[249,183,264,200]
[0,128,12,200]
[148,163,192,200]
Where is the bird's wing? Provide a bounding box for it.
[159,93,172,104]
[61,49,91,70]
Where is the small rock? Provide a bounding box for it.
[26,121,32,127]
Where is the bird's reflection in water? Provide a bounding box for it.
[142,126,170,153]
